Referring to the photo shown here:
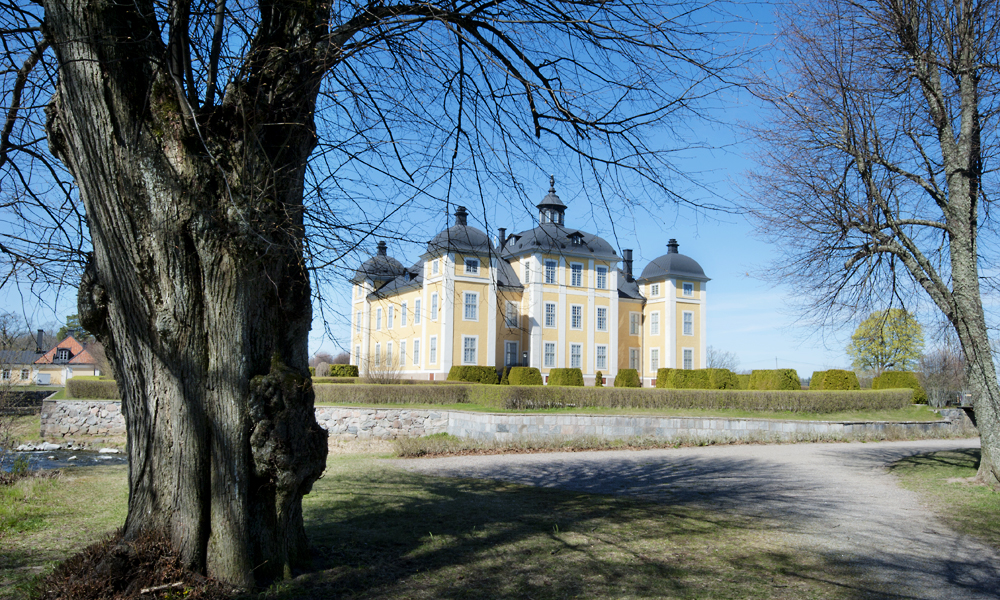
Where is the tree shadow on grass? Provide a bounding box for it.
[257,457,876,600]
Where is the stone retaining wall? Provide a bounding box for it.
[40,399,126,438]
[40,400,966,442]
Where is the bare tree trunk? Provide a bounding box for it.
[44,0,328,585]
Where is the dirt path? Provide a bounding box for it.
[390,438,999,599]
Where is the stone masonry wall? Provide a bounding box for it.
[41,400,962,442]
[40,399,126,438]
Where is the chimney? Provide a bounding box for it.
[667,239,679,254]
[623,249,633,282]
[377,241,387,256]
[454,206,468,226]
[498,228,507,250]
[35,329,44,354]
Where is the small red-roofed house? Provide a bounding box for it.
[33,335,101,385]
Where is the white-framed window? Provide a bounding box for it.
[683,348,694,370]
[544,303,557,328]
[432,260,439,275]
[401,302,408,327]
[523,262,531,283]
[571,263,583,287]
[376,308,383,330]
[596,266,607,289]
[651,283,660,296]
[462,336,478,364]
[650,348,659,372]
[355,345,360,365]
[355,311,361,334]
[431,293,439,320]
[544,342,556,367]
[387,306,394,329]
[386,341,393,365]
[683,311,694,336]
[464,292,479,321]
[505,301,519,328]
[596,345,608,370]
[629,312,640,336]
[399,341,406,367]
[1,369,9,381]
[596,307,607,332]
[570,344,582,369]
[570,305,583,329]
[58,348,71,361]
[20,368,29,380]
[683,282,694,296]
[374,343,381,367]
[545,259,558,284]
[429,336,438,364]
[414,299,422,324]
[629,348,640,370]
[650,312,660,336]
[465,258,479,275]
[413,339,420,365]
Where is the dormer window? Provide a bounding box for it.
[465,258,479,274]
[568,232,584,246]
[56,348,70,361]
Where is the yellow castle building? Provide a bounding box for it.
[350,179,709,385]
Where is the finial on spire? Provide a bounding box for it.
[549,175,555,192]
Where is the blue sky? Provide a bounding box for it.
[0,1,864,377]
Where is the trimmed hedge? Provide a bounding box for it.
[810,370,859,391]
[872,371,927,403]
[66,378,120,400]
[465,386,912,413]
[312,377,358,384]
[447,365,499,384]
[314,383,469,405]
[313,382,913,413]
[749,369,801,390]
[548,368,584,387]
[595,371,604,387]
[329,364,359,377]
[614,369,641,387]
[657,368,738,390]
[735,374,751,390]
[509,367,543,386]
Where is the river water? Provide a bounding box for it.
[1,449,128,471]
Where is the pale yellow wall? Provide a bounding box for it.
[496,290,525,367]
[617,299,643,369]
[676,303,702,369]
[453,253,489,279]
[676,280,701,299]
[452,280,490,365]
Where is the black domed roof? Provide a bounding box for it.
[639,239,709,282]
[352,241,406,284]
[503,223,619,261]
[426,206,494,255]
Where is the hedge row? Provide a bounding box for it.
[810,370,860,391]
[329,364,359,377]
[655,368,739,390]
[614,369,640,387]
[66,378,120,400]
[314,383,469,405]
[548,368,584,386]
[873,371,927,403]
[465,386,912,413]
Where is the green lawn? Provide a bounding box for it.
[890,449,1000,550]
[2,452,866,600]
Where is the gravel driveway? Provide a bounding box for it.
[390,438,999,599]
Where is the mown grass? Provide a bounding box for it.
[3,451,869,600]
[317,401,945,422]
[890,449,1000,550]
[0,466,128,599]
[258,452,860,599]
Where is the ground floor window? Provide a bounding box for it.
[1,369,9,380]
[650,348,659,372]
[463,336,478,364]
[20,369,29,380]
[413,340,420,365]
[544,342,556,367]
[629,348,640,370]
[596,345,607,370]
[683,348,694,370]
[570,344,582,369]
[429,337,438,364]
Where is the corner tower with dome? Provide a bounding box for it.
[350,179,710,385]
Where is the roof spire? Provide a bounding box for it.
[549,175,555,193]
[454,205,468,226]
